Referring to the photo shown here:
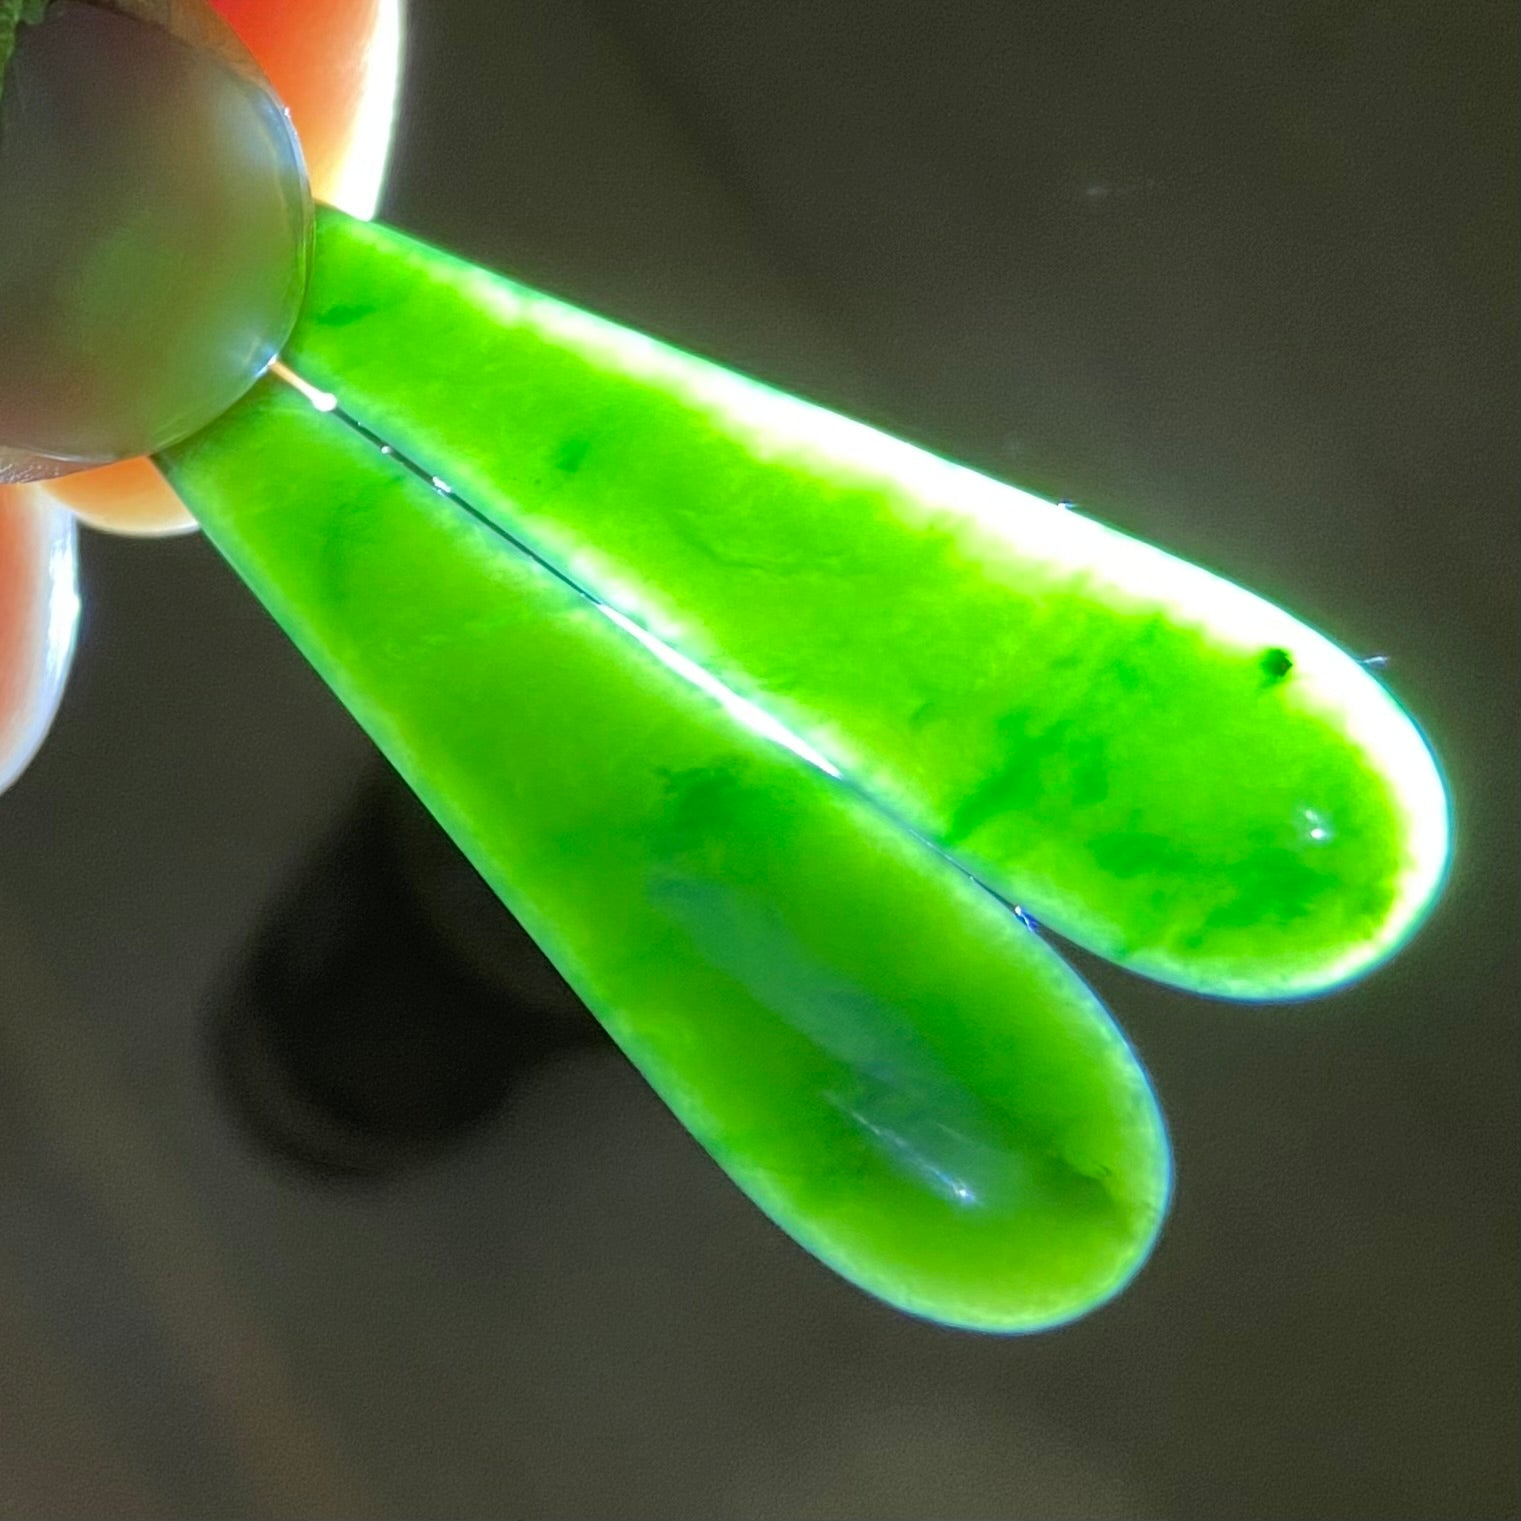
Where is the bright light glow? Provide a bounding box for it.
[451,270,1450,994]
[0,494,79,795]
[1304,808,1333,843]
[266,346,839,783]
[841,1101,983,1210]
[597,603,842,779]
[44,515,80,691]
[327,0,404,220]
[317,222,1452,995]
[271,360,338,412]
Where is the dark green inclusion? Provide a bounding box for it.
[267,211,1446,998]
[160,381,1171,1333]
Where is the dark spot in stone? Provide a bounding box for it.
[318,302,374,328]
[552,435,592,475]
[1260,647,1294,683]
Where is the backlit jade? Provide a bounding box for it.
[270,211,1449,1000]
[161,380,1171,1332]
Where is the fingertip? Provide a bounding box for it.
[45,458,199,538]
[212,0,404,218]
[0,487,80,795]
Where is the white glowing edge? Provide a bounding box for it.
[325,0,404,221]
[271,360,338,413]
[269,358,842,783]
[436,258,1452,990]
[598,604,842,779]
[0,493,80,796]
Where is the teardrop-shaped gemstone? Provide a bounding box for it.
[160,377,1172,1333]
[273,210,1449,1000]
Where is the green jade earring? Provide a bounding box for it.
[1,2,1450,1332]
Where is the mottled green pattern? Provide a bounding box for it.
[160,380,1170,1332]
[280,210,1448,998]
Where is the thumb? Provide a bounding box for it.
[0,0,309,477]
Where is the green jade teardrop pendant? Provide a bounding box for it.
[158,210,1449,1332]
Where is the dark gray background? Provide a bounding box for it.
[2,1,1517,1516]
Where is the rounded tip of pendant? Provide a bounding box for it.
[1191,657,1451,1004]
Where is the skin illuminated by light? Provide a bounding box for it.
[0,489,78,795]
[323,0,401,220]
[1,0,405,802]
[2,0,403,537]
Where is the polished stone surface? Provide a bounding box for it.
[162,376,1171,1332]
[276,211,1447,1000]
[159,191,1457,1323]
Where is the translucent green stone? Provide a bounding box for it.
[274,210,1448,999]
[156,205,1451,1325]
[160,379,1171,1332]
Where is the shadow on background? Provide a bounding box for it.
[208,772,602,1182]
